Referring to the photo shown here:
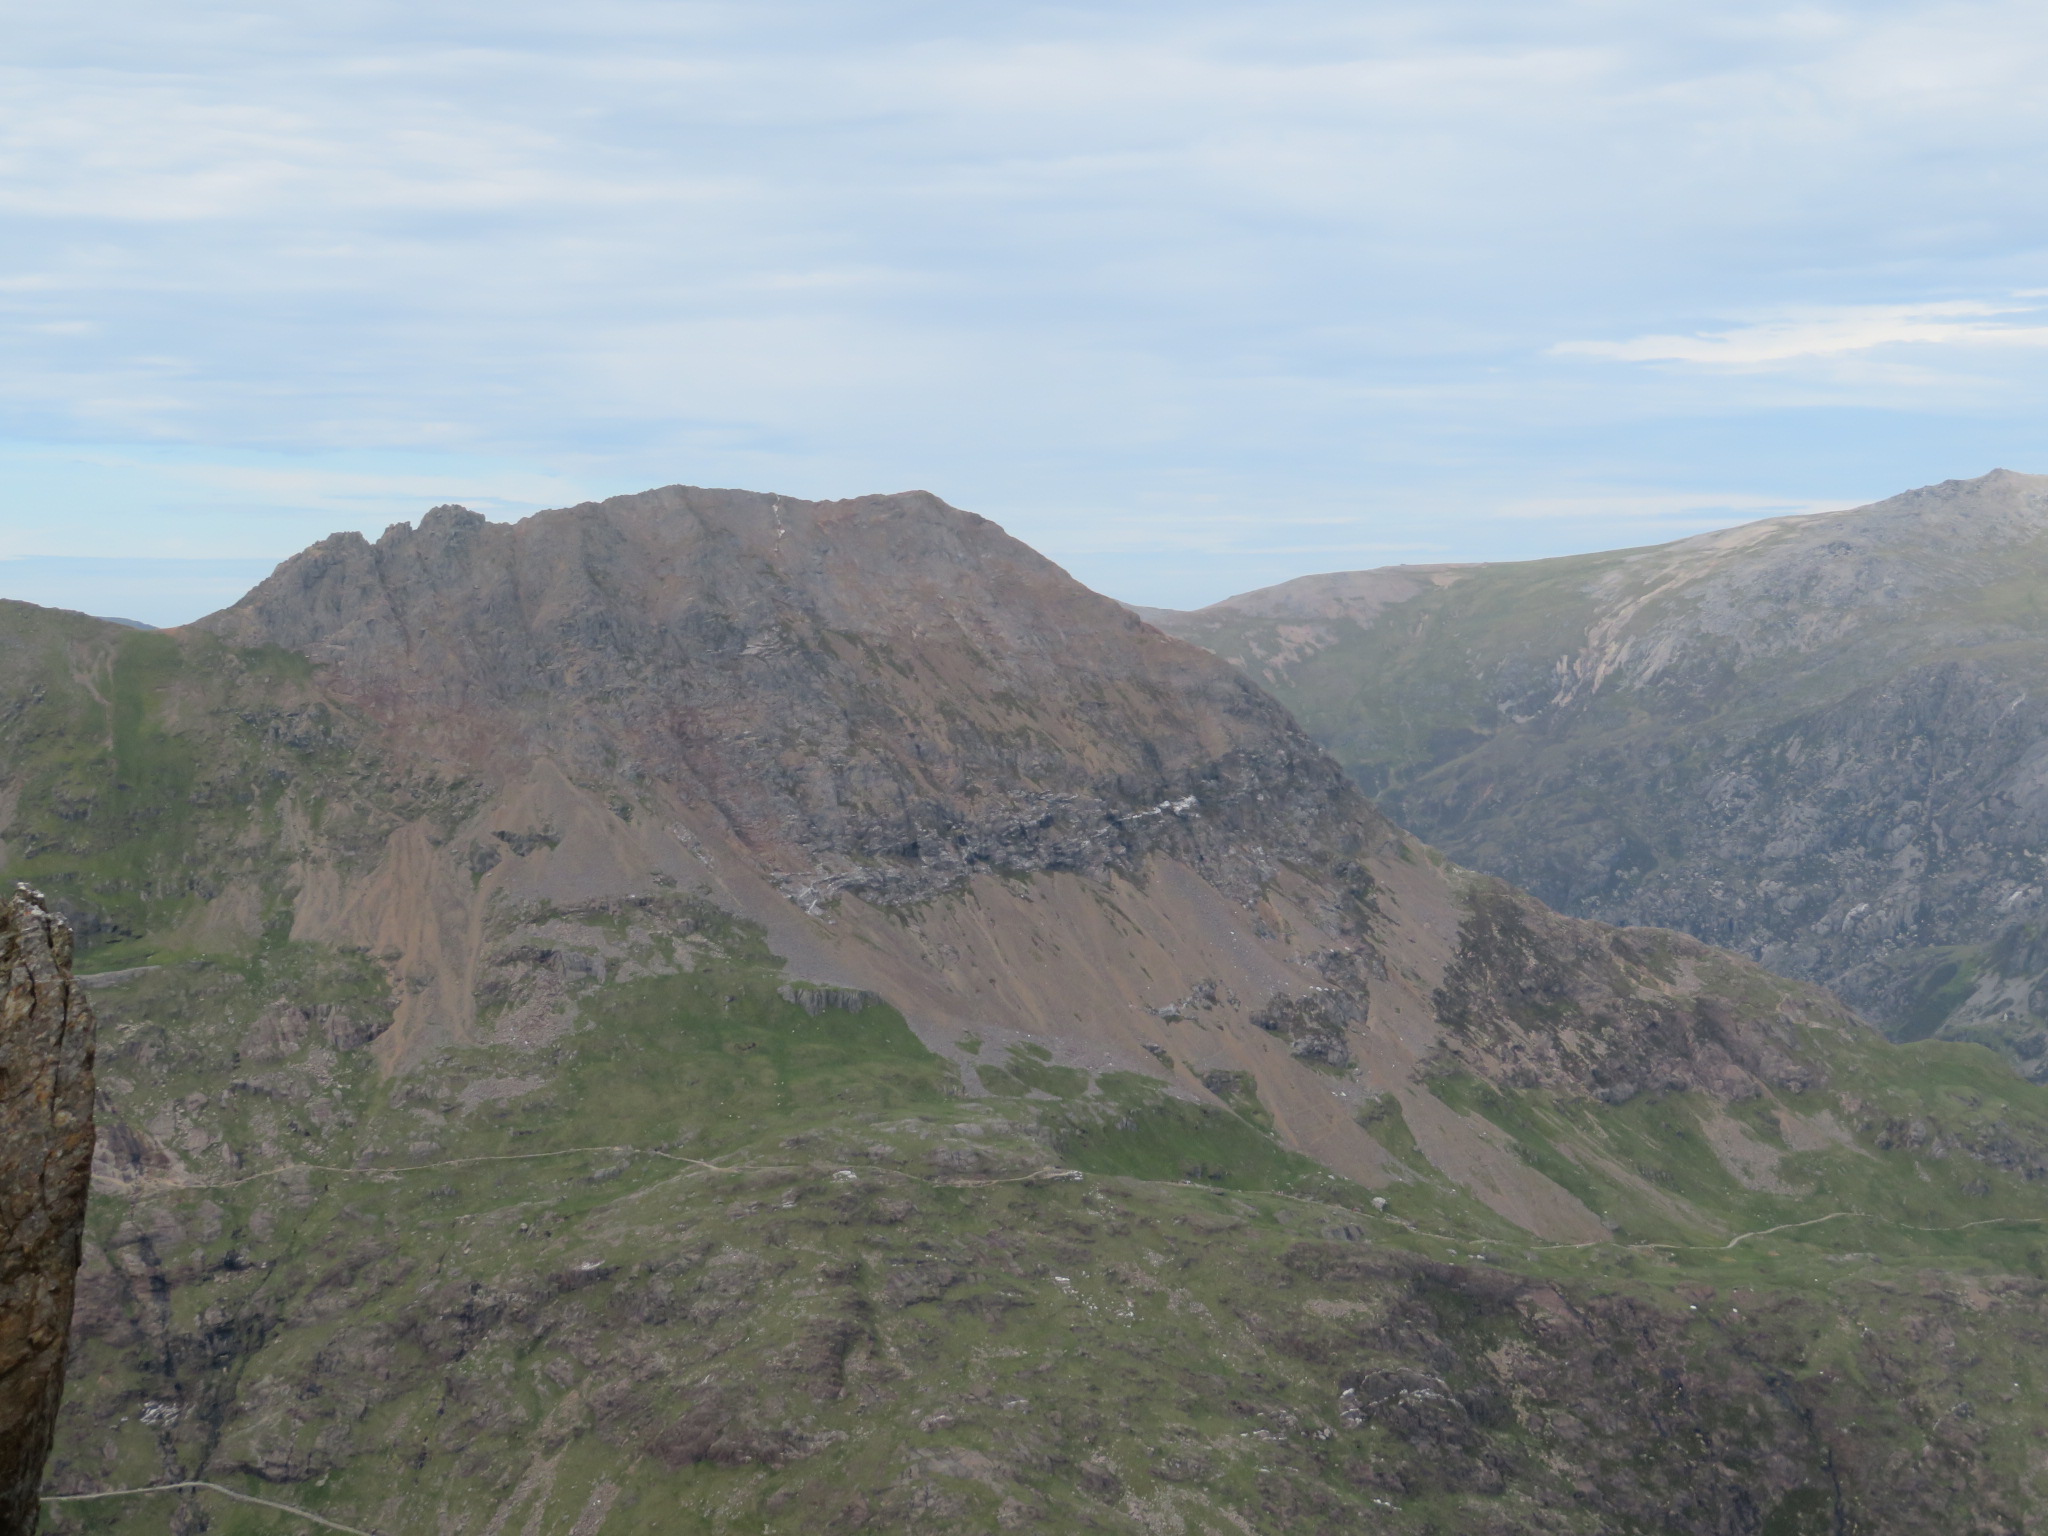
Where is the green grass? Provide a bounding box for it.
[47,918,2048,1535]
[1053,1073,1339,1194]
[538,965,959,1157]
[1355,1092,1424,1170]
[978,1041,1091,1099]
[1896,950,1982,1041]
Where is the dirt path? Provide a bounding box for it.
[43,1480,383,1535]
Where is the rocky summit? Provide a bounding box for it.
[8,485,2048,1534]
[1145,469,2048,1078]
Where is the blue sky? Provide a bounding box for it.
[5,0,2048,623]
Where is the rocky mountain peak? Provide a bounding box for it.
[196,485,1372,911]
[150,480,1851,1229]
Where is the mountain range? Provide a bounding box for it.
[1143,469,2048,1080]
[10,484,2048,1534]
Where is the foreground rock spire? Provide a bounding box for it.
[0,887,95,1536]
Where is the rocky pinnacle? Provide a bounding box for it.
[0,887,96,1536]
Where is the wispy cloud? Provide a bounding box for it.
[2,1,2048,609]
[1556,302,2048,369]
[1492,490,1846,522]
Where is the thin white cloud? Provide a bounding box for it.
[1,0,2047,595]
[1493,490,1846,521]
[1556,302,2048,368]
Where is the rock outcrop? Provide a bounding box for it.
[0,887,95,1536]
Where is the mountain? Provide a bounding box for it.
[1144,469,2048,1076]
[11,485,2048,1533]
[0,888,96,1536]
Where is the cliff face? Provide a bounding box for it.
[0,888,95,1536]
[1146,469,2048,1073]
[195,489,1369,912]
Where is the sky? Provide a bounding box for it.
[4,1,2048,624]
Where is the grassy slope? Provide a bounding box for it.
[7,604,2048,1532]
[47,921,2048,1536]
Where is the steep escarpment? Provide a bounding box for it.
[196,491,1365,914]
[1148,469,2048,1075]
[0,887,95,1536]
[11,486,2048,1532]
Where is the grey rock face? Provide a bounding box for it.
[0,886,95,1536]
[1146,470,2048,1071]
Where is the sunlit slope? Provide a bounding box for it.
[1149,470,2048,1077]
[0,485,2044,1532]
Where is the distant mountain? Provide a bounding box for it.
[1145,468,2048,1075]
[12,486,2048,1533]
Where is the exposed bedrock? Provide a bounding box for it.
[0,887,95,1536]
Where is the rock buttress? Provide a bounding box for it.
[0,887,95,1536]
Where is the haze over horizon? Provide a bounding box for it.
[7,1,2048,624]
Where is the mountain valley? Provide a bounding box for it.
[8,485,2048,1534]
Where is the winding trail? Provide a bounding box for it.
[124,1142,1086,1196]
[151,1143,751,1192]
[1176,1180,2048,1261]
[1543,1209,2048,1255]
[42,1480,383,1534]
[112,1138,2048,1280]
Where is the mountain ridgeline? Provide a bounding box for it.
[7,484,2048,1534]
[1144,469,2048,1079]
